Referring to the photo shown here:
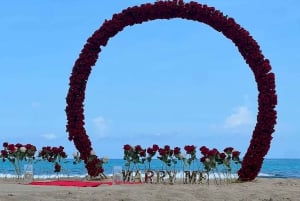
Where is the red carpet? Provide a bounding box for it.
[29,180,112,187]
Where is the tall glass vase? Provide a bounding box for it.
[24,159,34,183]
[12,158,22,180]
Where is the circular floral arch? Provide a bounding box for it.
[66,0,277,181]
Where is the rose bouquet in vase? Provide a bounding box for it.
[184,145,197,170]
[123,144,146,182]
[173,146,187,183]
[145,144,159,170]
[0,142,36,180]
[143,144,159,183]
[200,146,221,184]
[157,145,178,184]
[38,146,67,179]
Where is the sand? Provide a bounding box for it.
[0,178,299,201]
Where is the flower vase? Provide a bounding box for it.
[24,162,34,183]
[54,162,62,180]
[112,166,123,184]
[12,158,22,180]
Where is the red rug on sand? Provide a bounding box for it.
[29,180,112,187]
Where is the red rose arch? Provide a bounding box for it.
[66,0,277,181]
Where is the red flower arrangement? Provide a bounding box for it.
[199,146,242,183]
[146,144,159,169]
[65,0,277,180]
[157,145,175,168]
[123,143,242,184]
[200,146,220,172]
[0,142,37,178]
[222,147,241,169]
[184,145,197,167]
[123,144,146,171]
[38,146,68,173]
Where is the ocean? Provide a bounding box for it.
[0,158,299,179]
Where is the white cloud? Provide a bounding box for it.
[224,106,254,129]
[41,133,57,140]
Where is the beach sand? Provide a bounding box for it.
[0,178,299,201]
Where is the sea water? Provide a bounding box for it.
[0,159,299,179]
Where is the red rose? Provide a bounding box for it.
[52,147,59,154]
[174,147,181,155]
[135,145,142,152]
[219,152,226,159]
[58,146,64,152]
[200,156,206,163]
[224,147,234,154]
[25,144,32,150]
[164,145,170,151]
[152,144,159,151]
[199,146,209,155]
[140,150,146,157]
[207,148,219,157]
[32,146,37,152]
[147,147,154,155]
[2,142,8,148]
[60,151,67,158]
[1,150,8,157]
[212,148,219,154]
[7,144,16,152]
[184,145,195,154]
[15,143,23,148]
[158,148,166,156]
[184,145,189,152]
[232,151,241,158]
[123,144,131,151]
[54,162,61,172]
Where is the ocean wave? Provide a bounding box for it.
[257,172,276,178]
[258,172,300,179]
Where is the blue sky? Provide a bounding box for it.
[0,1,299,159]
